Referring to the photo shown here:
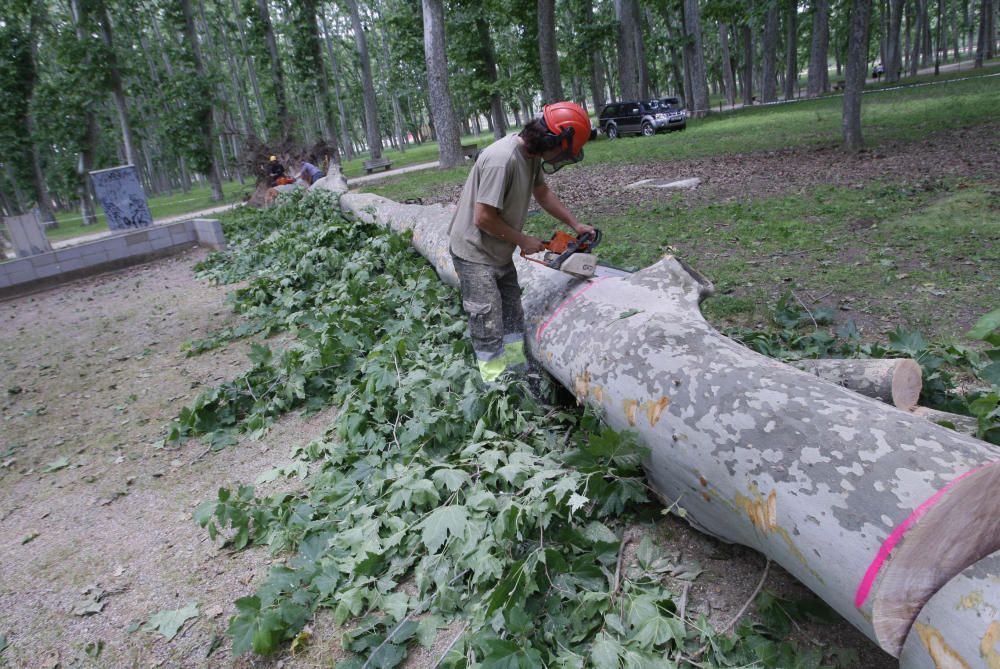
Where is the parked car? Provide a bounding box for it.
[598,98,686,138]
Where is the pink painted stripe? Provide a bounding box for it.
[535,277,612,344]
[854,461,996,608]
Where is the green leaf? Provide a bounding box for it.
[631,615,685,649]
[591,632,623,669]
[981,361,1000,387]
[419,506,468,553]
[582,521,618,545]
[968,308,1000,340]
[142,602,199,641]
[432,468,471,492]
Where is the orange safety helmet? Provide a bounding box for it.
[541,102,595,157]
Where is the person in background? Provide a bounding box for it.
[266,155,285,186]
[294,161,326,186]
[448,101,596,384]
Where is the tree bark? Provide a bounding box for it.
[343,0,380,159]
[229,0,268,142]
[682,0,710,116]
[909,406,980,435]
[843,0,873,151]
[886,0,906,81]
[742,23,755,105]
[321,178,1000,666]
[69,0,100,226]
[910,0,925,74]
[26,2,57,227]
[320,11,354,161]
[808,0,831,95]
[632,0,650,99]
[538,0,564,103]
[614,0,639,101]
[256,0,292,142]
[584,0,607,111]
[784,2,799,99]
[473,15,506,140]
[421,0,462,168]
[179,0,224,201]
[762,1,781,102]
[719,23,737,106]
[97,1,138,169]
[300,0,340,164]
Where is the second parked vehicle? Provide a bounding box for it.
[598,99,687,138]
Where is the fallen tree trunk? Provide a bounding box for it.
[789,358,922,410]
[314,174,1000,663]
[910,406,980,436]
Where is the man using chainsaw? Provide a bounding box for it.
[448,101,596,384]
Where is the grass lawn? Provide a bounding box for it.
[46,179,254,243]
[528,181,999,341]
[363,63,1000,201]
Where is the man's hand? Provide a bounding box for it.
[572,223,596,237]
[519,235,546,255]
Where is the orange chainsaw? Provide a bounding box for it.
[521,229,601,279]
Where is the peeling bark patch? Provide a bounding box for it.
[982,621,1000,669]
[957,591,984,610]
[574,370,591,403]
[914,622,973,669]
[624,399,639,426]
[645,397,670,426]
[735,485,778,531]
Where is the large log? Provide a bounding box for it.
[313,175,1000,664]
[790,358,923,410]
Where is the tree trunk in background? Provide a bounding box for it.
[808,0,831,94]
[951,0,960,59]
[179,0,223,200]
[476,16,506,139]
[538,0,564,103]
[719,23,737,106]
[377,25,407,151]
[921,0,932,66]
[762,0,780,101]
[784,2,799,99]
[257,0,292,142]
[886,0,905,80]
[632,0,651,99]
[682,0,710,116]
[910,0,924,74]
[584,0,607,110]
[229,0,268,142]
[26,3,57,226]
[69,0,100,226]
[844,0,873,150]
[97,1,139,170]
[218,18,255,140]
[343,0,381,160]
[301,0,340,163]
[422,0,461,167]
[742,23,755,104]
[320,11,354,161]
[614,0,639,100]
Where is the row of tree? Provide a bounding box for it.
[0,0,996,226]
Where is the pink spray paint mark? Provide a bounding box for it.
[854,461,996,608]
[535,277,612,344]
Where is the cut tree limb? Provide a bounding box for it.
[909,406,979,436]
[315,170,1000,663]
[789,358,923,410]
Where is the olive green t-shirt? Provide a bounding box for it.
[448,135,545,266]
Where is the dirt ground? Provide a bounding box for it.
[0,248,896,667]
[420,124,999,213]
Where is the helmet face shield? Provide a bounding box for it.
[541,148,584,174]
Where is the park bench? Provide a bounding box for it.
[363,157,392,174]
[461,144,480,160]
[833,80,846,91]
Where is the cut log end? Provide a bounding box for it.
[873,462,1000,656]
[890,358,923,411]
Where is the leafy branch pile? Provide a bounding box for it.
[728,291,1000,444]
[175,191,851,668]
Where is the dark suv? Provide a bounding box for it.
[598,99,687,138]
